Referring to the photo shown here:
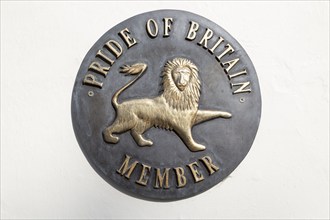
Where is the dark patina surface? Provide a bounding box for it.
[71,10,261,201]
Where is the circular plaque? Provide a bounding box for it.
[71,10,261,201]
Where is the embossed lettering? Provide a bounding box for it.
[231,82,252,94]
[186,21,199,41]
[96,50,115,66]
[154,168,170,189]
[197,28,213,49]
[187,161,204,183]
[105,40,123,58]
[209,37,224,54]
[88,61,110,76]
[119,28,137,48]
[117,154,138,179]
[146,19,158,38]
[174,167,187,188]
[216,44,234,61]
[83,74,103,88]
[136,163,151,186]
[163,18,173,37]
[228,69,247,80]
[200,156,219,175]
[221,58,240,73]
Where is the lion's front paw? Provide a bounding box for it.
[189,144,206,152]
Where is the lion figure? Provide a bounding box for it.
[103,58,231,152]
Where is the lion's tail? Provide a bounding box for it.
[112,63,148,110]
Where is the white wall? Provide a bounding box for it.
[1,1,329,219]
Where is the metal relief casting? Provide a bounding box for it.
[103,58,232,152]
[71,10,261,201]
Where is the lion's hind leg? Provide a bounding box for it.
[103,119,131,144]
[131,120,153,147]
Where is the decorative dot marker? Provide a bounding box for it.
[88,91,94,97]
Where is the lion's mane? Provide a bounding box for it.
[161,58,201,111]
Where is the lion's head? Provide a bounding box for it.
[161,58,201,111]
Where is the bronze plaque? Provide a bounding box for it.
[71,10,261,201]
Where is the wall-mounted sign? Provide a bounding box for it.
[71,10,261,201]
